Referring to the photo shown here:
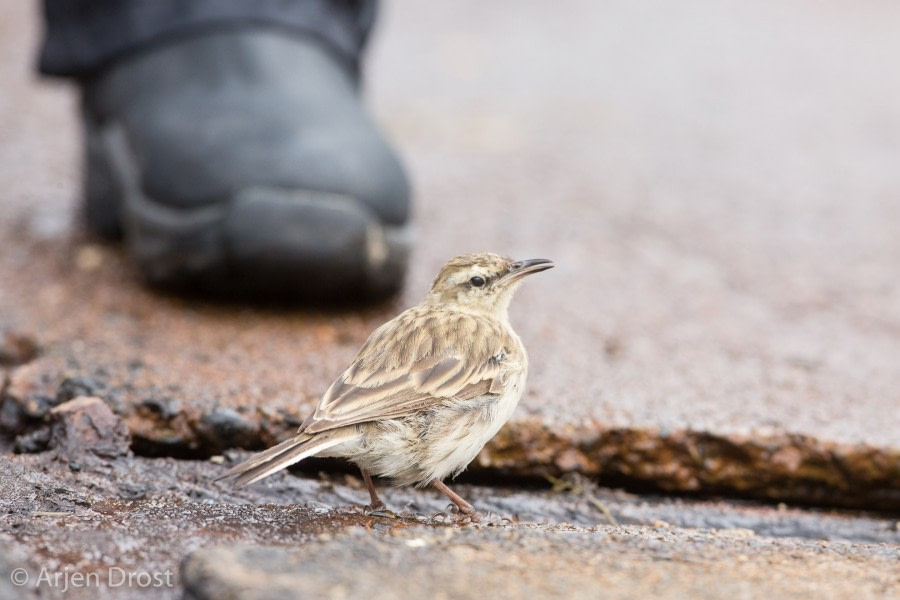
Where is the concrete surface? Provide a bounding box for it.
[1,0,899,519]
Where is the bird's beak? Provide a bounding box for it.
[498,258,554,285]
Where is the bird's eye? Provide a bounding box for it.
[470,276,486,287]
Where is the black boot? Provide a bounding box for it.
[80,28,411,301]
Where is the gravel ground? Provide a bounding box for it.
[1,452,897,599]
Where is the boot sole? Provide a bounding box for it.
[84,114,411,302]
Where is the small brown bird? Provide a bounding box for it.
[218,252,553,518]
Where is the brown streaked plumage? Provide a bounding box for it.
[217,252,553,519]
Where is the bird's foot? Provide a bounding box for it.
[449,503,480,521]
[454,510,480,524]
[432,503,479,524]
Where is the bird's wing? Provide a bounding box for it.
[299,308,513,434]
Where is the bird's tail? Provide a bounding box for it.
[216,428,359,487]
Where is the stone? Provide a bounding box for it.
[0,330,40,366]
[55,375,109,404]
[0,357,63,433]
[196,407,259,454]
[13,426,51,454]
[140,396,182,421]
[48,396,131,463]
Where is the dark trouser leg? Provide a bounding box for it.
[39,0,377,77]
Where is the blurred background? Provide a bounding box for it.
[1,0,899,504]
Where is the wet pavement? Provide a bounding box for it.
[1,1,900,597]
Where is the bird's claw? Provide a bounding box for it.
[456,511,480,524]
[430,506,479,524]
[363,503,398,518]
[443,503,480,523]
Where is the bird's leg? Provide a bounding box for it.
[431,479,479,521]
[361,469,386,511]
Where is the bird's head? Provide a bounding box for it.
[424,252,554,317]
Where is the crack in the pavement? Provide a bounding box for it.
[2,357,898,513]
